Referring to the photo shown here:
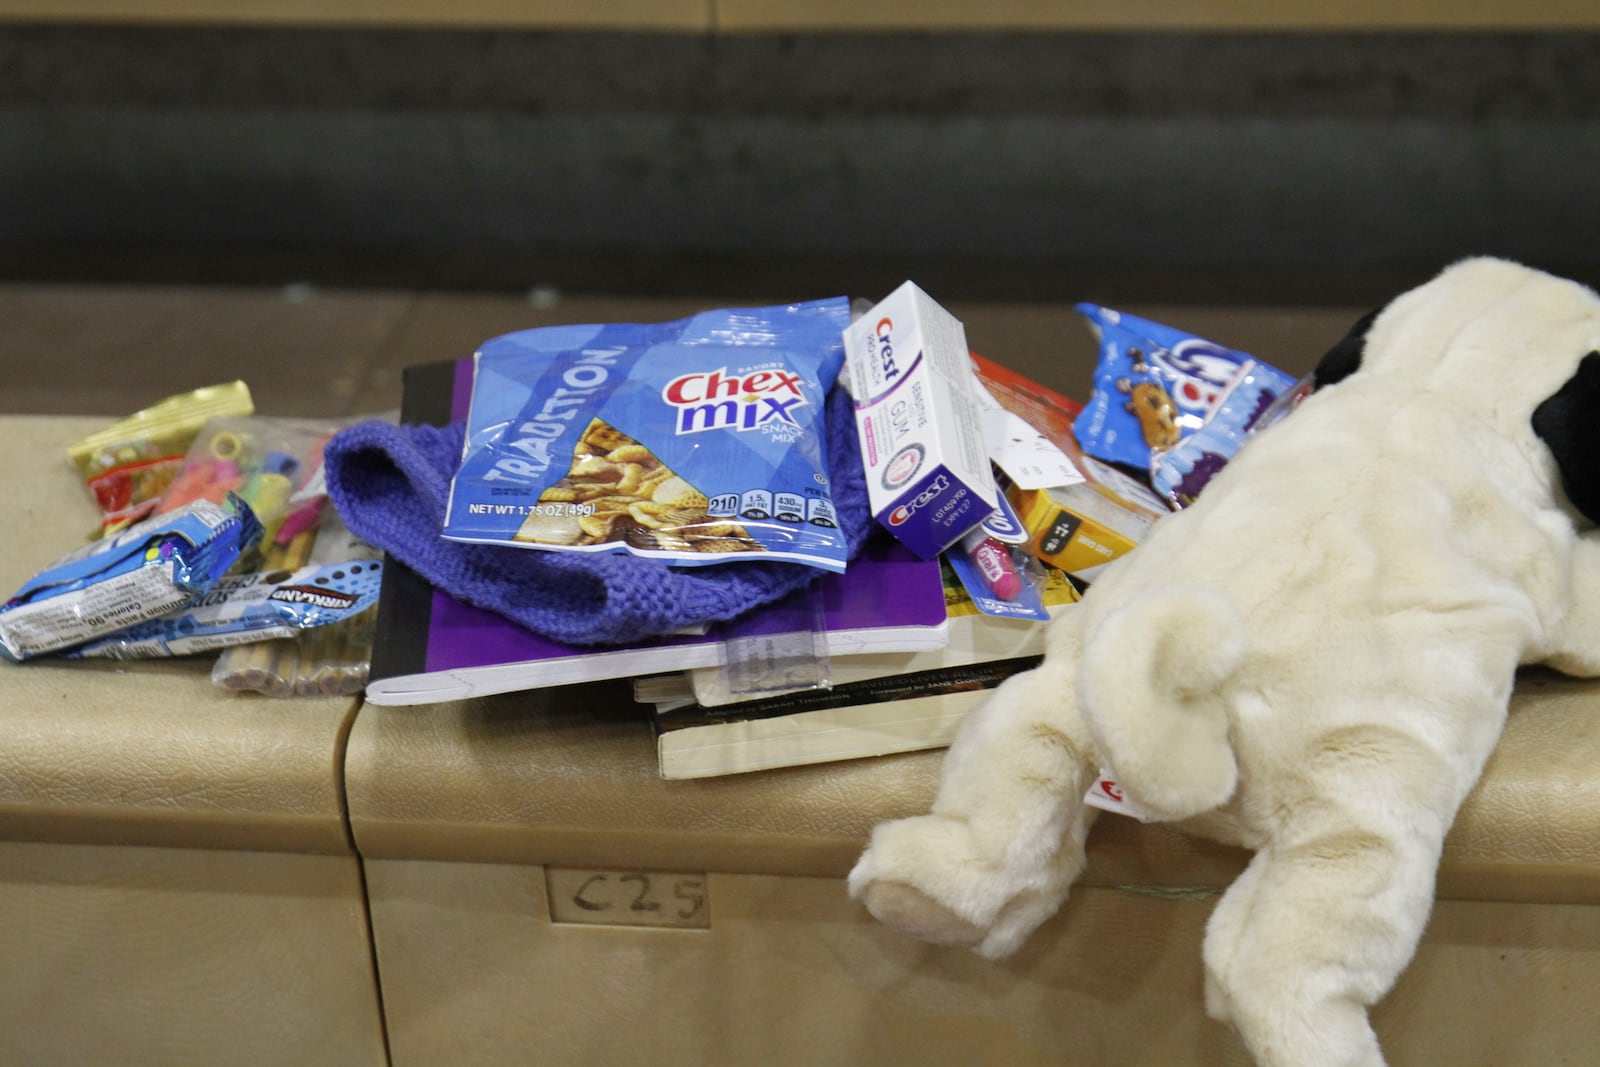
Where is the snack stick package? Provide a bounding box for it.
[210,507,384,696]
[67,559,383,660]
[443,299,853,573]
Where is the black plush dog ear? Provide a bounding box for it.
[1312,308,1378,390]
[1532,352,1600,526]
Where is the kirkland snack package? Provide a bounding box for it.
[0,494,262,661]
[443,299,854,572]
[1071,305,1259,474]
[69,559,382,660]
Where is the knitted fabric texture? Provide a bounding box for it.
[323,385,873,647]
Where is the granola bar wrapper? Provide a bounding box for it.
[0,494,262,661]
[442,299,854,573]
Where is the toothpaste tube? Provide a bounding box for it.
[0,494,262,661]
[69,559,382,660]
[845,281,996,559]
[945,486,1051,621]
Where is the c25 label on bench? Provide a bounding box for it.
[546,868,710,929]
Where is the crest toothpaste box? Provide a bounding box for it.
[844,282,996,559]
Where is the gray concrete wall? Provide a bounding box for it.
[3,27,1598,297]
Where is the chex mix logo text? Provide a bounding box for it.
[663,367,810,434]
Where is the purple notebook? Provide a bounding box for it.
[365,360,948,706]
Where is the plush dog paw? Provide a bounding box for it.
[848,813,1078,959]
[856,880,986,948]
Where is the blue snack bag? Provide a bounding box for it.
[69,559,383,660]
[0,494,262,661]
[443,299,853,572]
[1150,359,1299,508]
[1072,304,1258,474]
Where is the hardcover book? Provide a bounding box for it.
[652,655,1043,780]
[647,563,1079,778]
[671,558,1078,708]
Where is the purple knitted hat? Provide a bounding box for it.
[323,385,872,647]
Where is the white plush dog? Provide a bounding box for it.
[849,257,1600,1067]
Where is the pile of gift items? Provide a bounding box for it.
[0,283,1303,701]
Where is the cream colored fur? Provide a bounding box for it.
[849,258,1600,1067]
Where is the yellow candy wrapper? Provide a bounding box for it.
[67,381,254,536]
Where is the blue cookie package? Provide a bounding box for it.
[1072,304,1297,505]
[1150,360,1301,507]
[1073,304,1262,472]
[443,298,854,573]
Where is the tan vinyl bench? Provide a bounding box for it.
[0,416,386,1067]
[345,671,1600,1066]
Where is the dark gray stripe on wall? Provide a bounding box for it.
[4,27,1599,295]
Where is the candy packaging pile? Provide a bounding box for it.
[3,399,382,694]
